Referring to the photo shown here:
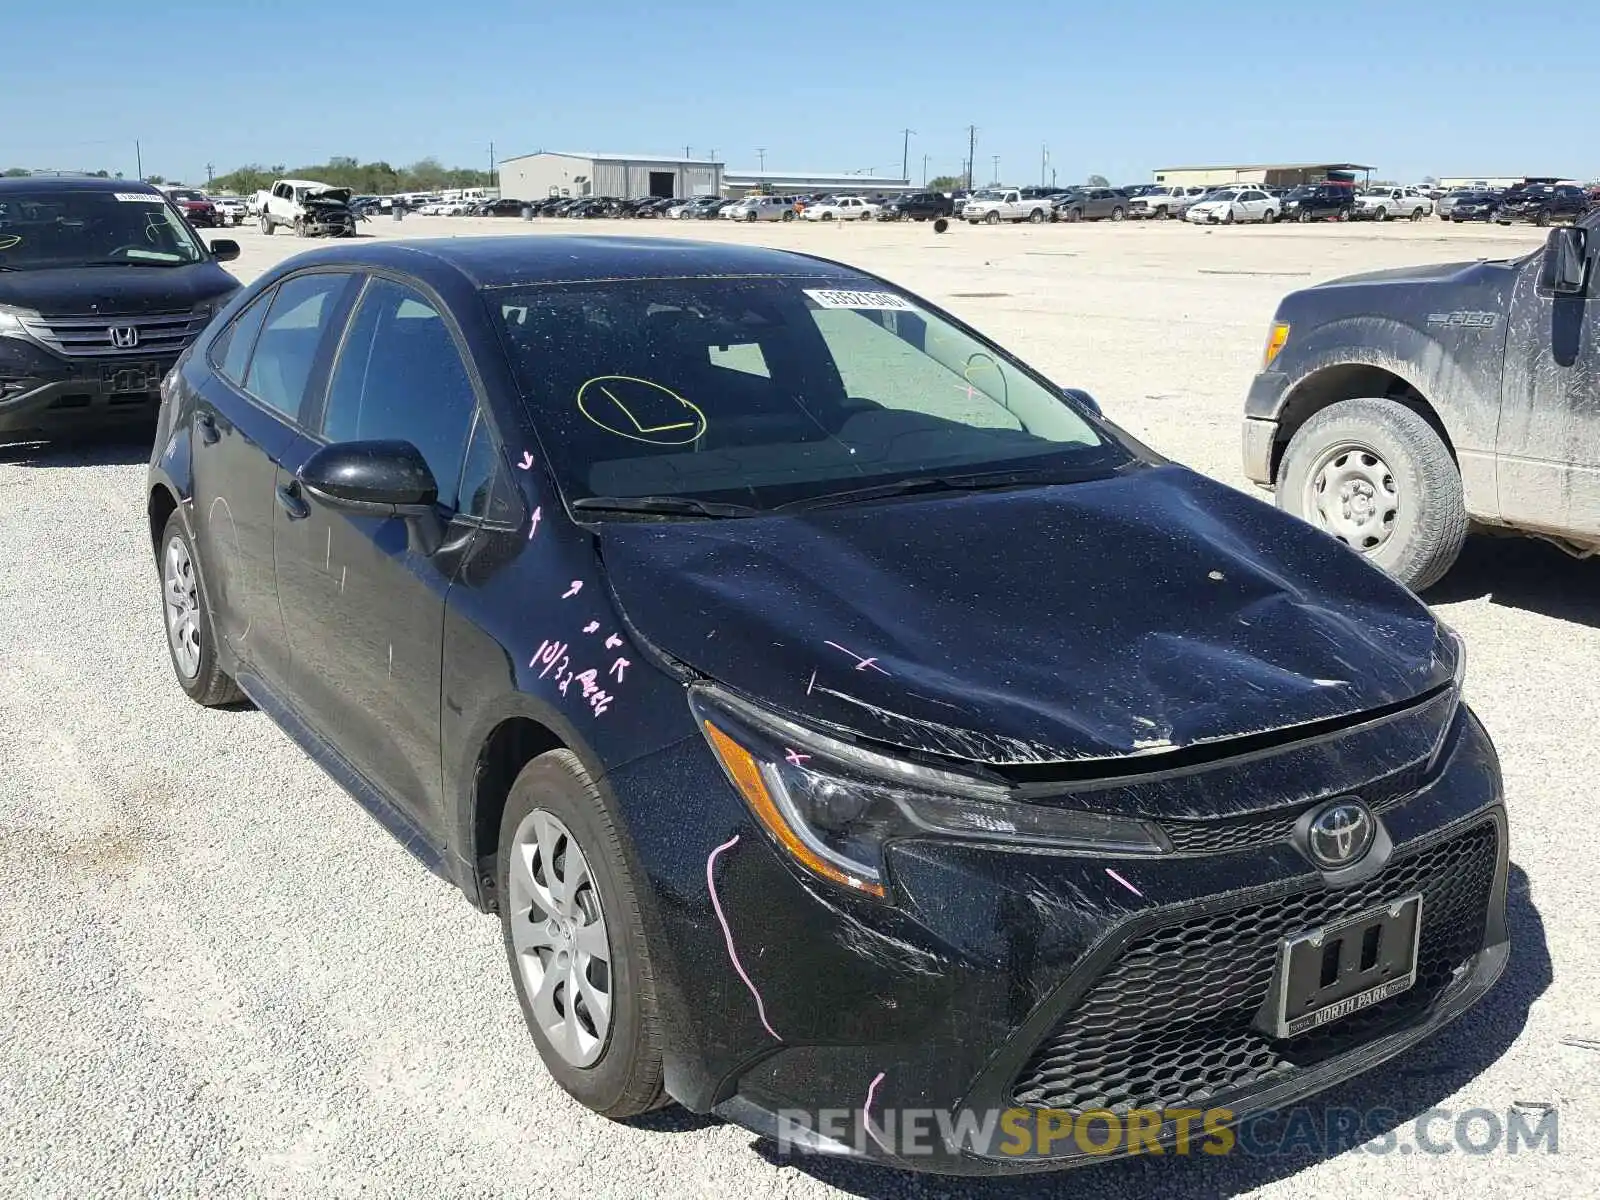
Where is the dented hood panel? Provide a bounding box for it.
[600,465,1450,766]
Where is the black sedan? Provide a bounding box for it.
[146,236,1507,1176]
[1448,192,1502,223]
[475,199,528,217]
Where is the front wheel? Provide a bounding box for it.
[1297,209,1312,223]
[1263,209,1278,224]
[1110,206,1125,222]
[1277,397,1467,591]
[1064,207,1081,223]
[157,510,244,707]
[984,211,999,225]
[1222,208,1235,225]
[1027,208,1045,224]
[1375,207,1389,222]
[499,750,668,1118]
[260,214,274,235]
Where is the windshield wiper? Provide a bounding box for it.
[572,495,758,519]
[776,464,1129,513]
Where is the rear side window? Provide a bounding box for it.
[210,288,274,387]
[321,277,478,508]
[244,273,351,419]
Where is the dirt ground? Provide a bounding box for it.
[2,212,1595,1199]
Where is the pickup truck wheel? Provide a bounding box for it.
[260,214,273,235]
[1278,397,1467,591]
[1027,208,1045,224]
[1154,207,1169,220]
[984,211,1000,225]
[1410,208,1426,222]
[157,511,244,707]
[498,750,668,1118]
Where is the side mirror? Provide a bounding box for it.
[1538,227,1588,295]
[1062,387,1102,417]
[209,239,240,263]
[301,440,438,513]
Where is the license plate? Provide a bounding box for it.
[1260,893,1422,1038]
[101,361,161,393]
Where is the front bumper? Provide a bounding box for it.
[0,336,176,435]
[611,701,1509,1176]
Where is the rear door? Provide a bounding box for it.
[188,272,355,692]
[273,274,484,836]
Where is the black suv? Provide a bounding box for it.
[1495,183,1590,226]
[878,191,955,221]
[148,236,1505,1176]
[0,177,240,439]
[1279,183,1356,223]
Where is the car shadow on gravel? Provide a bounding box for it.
[0,427,155,468]
[758,864,1549,1200]
[1426,535,1600,626]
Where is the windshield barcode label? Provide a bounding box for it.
[803,289,914,311]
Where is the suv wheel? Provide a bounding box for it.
[1277,397,1467,591]
[498,750,668,1118]
[157,510,243,706]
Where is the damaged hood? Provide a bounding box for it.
[600,465,1451,767]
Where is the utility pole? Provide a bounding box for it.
[991,155,1000,186]
[900,128,915,182]
[965,126,976,191]
[757,148,766,171]
[205,162,214,185]
[489,140,495,187]
[685,145,692,159]
[1041,145,1047,187]
[922,153,930,186]
[135,140,143,181]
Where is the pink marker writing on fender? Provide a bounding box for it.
[706,835,781,1041]
[517,451,534,470]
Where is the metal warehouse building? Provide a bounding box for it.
[1152,162,1373,188]
[496,152,724,201]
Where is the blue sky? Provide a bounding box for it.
[5,2,1591,188]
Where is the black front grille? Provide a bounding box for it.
[1158,758,1429,855]
[1011,820,1497,1114]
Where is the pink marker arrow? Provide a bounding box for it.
[562,581,583,599]
[517,451,534,470]
[583,621,600,634]
[604,634,623,650]
[527,505,541,540]
[610,657,631,682]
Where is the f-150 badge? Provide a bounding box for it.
[1426,311,1501,329]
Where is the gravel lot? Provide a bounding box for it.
[2,214,1596,1198]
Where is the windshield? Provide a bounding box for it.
[971,189,1005,201]
[491,277,1130,512]
[1203,190,1240,202]
[168,190,206,202]
[0,188,206,269]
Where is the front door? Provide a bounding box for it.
[274,275,482,837]
[1496,214,1600,539]
[189,272,353,692]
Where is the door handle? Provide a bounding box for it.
[196,412,220,445]
[275,482,311,521]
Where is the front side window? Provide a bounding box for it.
[322,278,478,508]
[492,277,1129,511]
[0,188,206,270]
[244,273,352,420]
[211,286,275,387]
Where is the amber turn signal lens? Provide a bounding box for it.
[701,721,887,898]
[1263,322,1291,369]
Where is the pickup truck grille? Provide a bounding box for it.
[18,311,204,359]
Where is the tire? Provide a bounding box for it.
[1410,207,1425,222]
[782,209,794,221]
[498,750,668,1118]
[1154,206,1169,220]
[157,510,244,707]
[821,212,834,221]
[1065,207,1081,223]
[260,214,274,235]
[1222,208,1235,225]
[1027,208,1045,224]
[1297,209,1312,224]
[1535,211,1550,228]
[984,211,999,225]
[1110,206,1125,222]
[1277,397,1467,591]
[1375,207,1389,222]
[1263,208,1278,224]
[293,217,306,237]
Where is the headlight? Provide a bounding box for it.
[0,303,39,336]
[691,686,1165,899]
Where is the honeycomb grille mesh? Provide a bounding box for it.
[1011,821,1496,1113]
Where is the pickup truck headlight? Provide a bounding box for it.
[0,303,39,336]
[691,686,1164,899]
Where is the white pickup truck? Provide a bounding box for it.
[961,188,1054,225]
[1351,186,1435,222]
[256,179,357,237]
[1129,184,1208,220]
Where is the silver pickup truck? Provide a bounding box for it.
[961,188,1055,225]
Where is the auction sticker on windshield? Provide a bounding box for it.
[114,193,166,203]
[803,289,915,311]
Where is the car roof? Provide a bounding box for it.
[0,176,161,196]
[282,235,866,290]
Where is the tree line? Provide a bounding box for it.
[208,156,493,196]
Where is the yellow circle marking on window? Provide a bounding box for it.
[576,375,708,446]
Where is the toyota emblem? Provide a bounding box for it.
[1305,799,1376,869]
